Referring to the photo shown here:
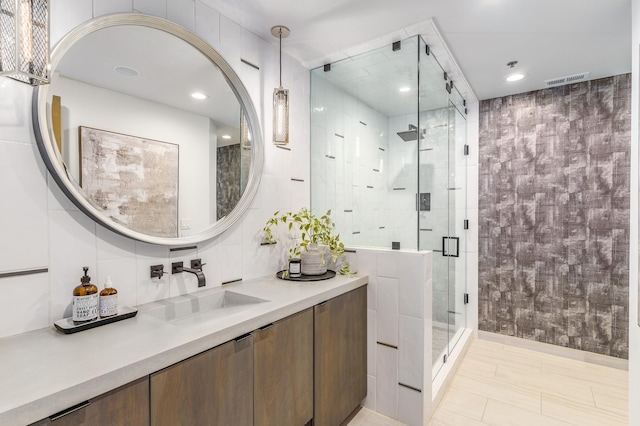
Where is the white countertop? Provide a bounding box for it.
[0,273,367,425]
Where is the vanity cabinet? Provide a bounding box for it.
[253,308,313,426]
[314,286,367,426]
[150,335,254,426]
[30,377,149,426]
[25,284,367,426]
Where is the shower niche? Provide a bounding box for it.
[310,35,470,384]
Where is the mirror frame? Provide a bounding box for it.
[33,13,264,246]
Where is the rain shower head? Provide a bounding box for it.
[396,124,425,141]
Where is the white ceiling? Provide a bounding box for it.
[56,25,242,144]
[202,0,631,100]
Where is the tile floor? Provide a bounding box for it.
[350,338,628,426]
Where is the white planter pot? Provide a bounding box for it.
[300,244,328,275]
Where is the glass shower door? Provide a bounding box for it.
[418,37,467,379]
[446,95,467,355]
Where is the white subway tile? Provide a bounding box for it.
[376,344,398,419]
[219,14,241,74]
[50,0,93,46]
[377,277,398,347]
[0,142,48,273]
[363,375,376,410]
[398,253,425,318]
[93,0,133,16]
[367,308,377,376]
[133,0,166,18]
[377,251,399,278]
[220,243,242,282]
[48,210,97,323]
[0,78,34,144]
[96,225,136,261]
[0,273,49,338]
[399,315,424,391]
[167,0,195,31]
[194,1,220,49]
[398,385,423,426]
[96,257,137,307]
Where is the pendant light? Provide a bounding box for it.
[271,25,290,145]
[0,0,49,85]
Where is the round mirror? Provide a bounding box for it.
[33,13,263,245]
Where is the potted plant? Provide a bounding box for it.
[262,207,351,275]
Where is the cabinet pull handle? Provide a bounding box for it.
[259,323,274,331]
[49,401,91,421]
[318,300,329,306]
[234,332,252,342]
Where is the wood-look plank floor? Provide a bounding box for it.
[349,338,628,425]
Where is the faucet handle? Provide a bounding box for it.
[191,259,205,270]
[150,264,166,279]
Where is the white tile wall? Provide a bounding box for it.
[399,315,424,390]
[376,344,399,418]
[377,277,399,347]
[0,0,309,339]
[133,0,166,18]
[0,142,48,273]
[398,385,423,426]
[167,0,195,31]
[194,1,220,49]
[0,273,49,337]
[357,247,433,422]
[93,0,133,16]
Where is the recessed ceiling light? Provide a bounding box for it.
[113,66,140,77]
[191,92,208,100]
[506,73,525,82]
[222,135,231,139]
[399,86,410,92]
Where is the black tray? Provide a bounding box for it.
[276,270,336,281]
[54,306,138,334]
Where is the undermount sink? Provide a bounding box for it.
[142,289,269,324]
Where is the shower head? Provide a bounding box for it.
[396,124,425,142]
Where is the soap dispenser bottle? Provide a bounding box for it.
[99,276,118,318]
[72,267,99,324]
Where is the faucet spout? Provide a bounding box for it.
[180,267,206,287]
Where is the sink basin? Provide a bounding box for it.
[142,289,269,324]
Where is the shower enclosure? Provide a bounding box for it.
[310,36,469,380]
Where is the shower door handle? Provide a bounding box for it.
[442,236,459,257]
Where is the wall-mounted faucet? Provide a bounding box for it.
[172,259,207,287]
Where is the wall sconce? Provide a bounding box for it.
[0,0,49,85]
[271,25,290,145]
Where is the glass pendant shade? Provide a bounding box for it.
[273,86,289,144]
[0,0,49,85]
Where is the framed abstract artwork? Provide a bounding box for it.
[79,126,179,237]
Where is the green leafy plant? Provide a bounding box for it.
[263,207,351,275]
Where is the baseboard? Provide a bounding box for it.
[477,330,628,371]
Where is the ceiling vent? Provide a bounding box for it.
[544,72,590,87]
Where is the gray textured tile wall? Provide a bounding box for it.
[478,74,630,359]
[216,144,241,220]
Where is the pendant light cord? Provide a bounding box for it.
[279,28,282,87]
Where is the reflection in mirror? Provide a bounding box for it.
[34,14,263,244]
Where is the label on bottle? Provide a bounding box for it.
[99,294,118,317]
[72,293,98,322]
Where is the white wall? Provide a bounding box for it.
[629,0,639,423]
[0,0,310,339]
